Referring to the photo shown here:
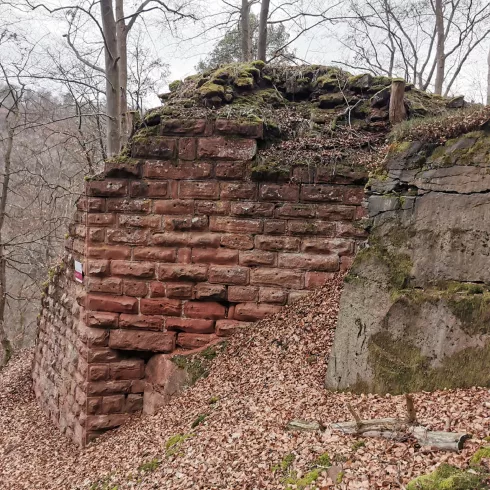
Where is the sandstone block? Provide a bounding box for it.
[231,202,274,217]
[198,137,256,160]
[176,332,217,349]
[154,199,194,215]
[192,248,238,265]
[132,137,176,159]
[123,280,148,297]
[109,360,145,380]
[259,184,299,202]
[195,201,230,216]
[166,317,215,333]
[209,216,262,234]
[234,303,282,321]
[208,266,249,285]
[220,182,257,200]
[215,161,246,180]
[133,247,176,262]
[215,319,250,336]
[220,234,254,250]
[278,253,340,272]
[255,235,300,252]
[87,246,131,260]
[166,282,193,299]
[109,330,176,352]
[107,198,150,213]
[86,414,129,431]
[195,283,227,301]
[119,314,163,331]
[300,185,344,202]
[184,301,226,320]
[130,181,168,198]
[140,298,181,316]
[250,268,303,289]
[144,160,212,180]
[227,285,258,302]
[179,181,219,199]
[87,278,122,295]
[87,181,128,197]
[111,260,155,278]
[100,395,125,414]
[86,294,137,313]
[239,250,276,267]
[118,215,160,228]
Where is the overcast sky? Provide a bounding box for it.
[2,0,489,107]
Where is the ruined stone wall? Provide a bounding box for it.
[326,128,490,394]
[33,117,367,445]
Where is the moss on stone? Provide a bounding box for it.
[169,80,182,92]
[234,76,254,89]
[471,447,490,465]
[406,463,488,490]
[198,81,225,98]
[365,329,490,394]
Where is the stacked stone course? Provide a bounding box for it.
[33,116,367,445]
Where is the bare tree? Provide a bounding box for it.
[27,0,196,155]
[257,0,270,61]
[337,0,490,96]
[241,0,252,61]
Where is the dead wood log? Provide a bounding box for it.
[331,418,470,452]
[389,79,407,124]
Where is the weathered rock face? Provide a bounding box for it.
[326,129,490,394]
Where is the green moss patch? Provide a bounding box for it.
[407,463,489,489]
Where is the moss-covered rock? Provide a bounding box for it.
[407,463,488,490]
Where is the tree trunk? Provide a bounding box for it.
[0,110,18,368]
[241,0,251,62]
[434,0,445,95]
[487,44,490,105]
[115,0,129,147]
[257,0,270,62]
[100,0,121,157]
[389,79,407,124]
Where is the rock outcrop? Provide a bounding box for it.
[326,123,490,394]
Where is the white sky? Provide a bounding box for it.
[2,0,489,106]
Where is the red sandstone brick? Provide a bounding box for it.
[315,167,368,184]
[81,326,110,347]
[255,235,300,252]
[157,264,208,282]
[74,224,86,238]
[88,364,109,381]
[184,301,226,320]
[100,395,125,414]
[86,294,137,313]
[133,247,176,262]
[263,220,286,234]
[250,268,304,288]
[109,330,176,352]
[125,394,143,412]
[107,228,149,245]
[87,348,121,363]
[215,161,246,180]
[109,360,145,380]
[179,181,220,199]
[220,234,254,250]
[278,253,339,272]
[88,228,105,243]
[130,180,168,198]
[149,281,166,298]
[198,137,256,160]
[107,198,150,213]
[72,239,85,255]
[176,332,217,349]
[178,137,197,160]
[239,250,276,266]
[259,184,299,202]
[87,380,132,396]
[140,298,181,316]
[154,199,194,215]
[234,303,282,321]
[163,215,208,232]
[336,222,368,238]
[166,317,215,333]
[86,414,129,430]
[340,255,355,271]
[220,182,257,200]
[209,216,262,234]
[87,397,102,414]
[119,314,163,331]
[177,248,192,263]
[301,238,354,255]
[86,311,119,328]
[144,160,212,180]
[130,379,146,393]
[133,137,176,159]
[300,185,344,202]
[288,291,310,303]
[195,201,230,216]
[355,205,368,220]
[118,214,160,228]
[87,277,122,295]
[259,288,287,304]
[160,118,207,135]
[123,280,149,297]
[316,204,356,220]
[275,203,316,218]
[230,202,275,217]
[87,246,131,260]
[166,282,193,299]
[77,197,105,212]
[215,319,250,337]
[215,119,263,137]
[343,187,365,205]
[305,271,336,289]
[87,259,109,276]
[195,283,226,301]
[152,232,220,248]
[208,266,249,285]
[227,285,258,302]
[192,248,238,265]
[111,260,155,278]
[87,180,128,197]
[288,220,336,236]
[87,213,115,226]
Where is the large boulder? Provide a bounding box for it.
[326,130,490,394]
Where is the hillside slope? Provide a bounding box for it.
[1,276,489,489]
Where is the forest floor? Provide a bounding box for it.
[1,275,489,490]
